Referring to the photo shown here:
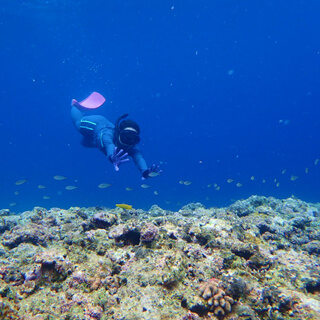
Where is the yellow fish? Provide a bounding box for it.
[116,204,132,210]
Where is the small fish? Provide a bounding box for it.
[250,176,255,180]
[262,179,266,183]
[183,181,192,185]
[38,185,46,189]
[179,180,184,184]
[315,159,319,165]
[15,179,27,185]
[98,183,111,188]
[276,182,280,187]
[154,191,158,195]
[274,178,277,183]
[290,175,298,181]
[282,169,286,174]
[305,168,309,173]
[148,172,159,177]
[65,186,77,190]
[214,183,218,187]
[116,204,132,210]
[9,202,16,207]
[227,179,234,183]
[236,183,243,187]
[207,184,212,188]
[43,196,50,200]
[141,184,150,188]
[215,186,220,190]
[126,187,134,191]
[54,175,67,180]
[14,191,19,196]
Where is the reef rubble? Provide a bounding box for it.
[0,195,320,320]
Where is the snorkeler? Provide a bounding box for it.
[70,92,162,179]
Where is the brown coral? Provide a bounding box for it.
[199,278,234,316]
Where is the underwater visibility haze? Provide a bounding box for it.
[1,0,320,212]
[2,2,320,320]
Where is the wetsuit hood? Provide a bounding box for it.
[115,114,140,148]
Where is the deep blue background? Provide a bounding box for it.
[1,0,320,212]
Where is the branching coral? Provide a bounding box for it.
[198,278,234,316]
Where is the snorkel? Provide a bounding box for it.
[114,114,129,145]
[115,113,129,130]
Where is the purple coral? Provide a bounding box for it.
[72,271,87,284]
[24,266,42,282]
[85,305,103,319]
[140,223,159,243]
[182,311,200,320]
[92,211,117,229]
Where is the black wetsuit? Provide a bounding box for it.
[71,106,148,174]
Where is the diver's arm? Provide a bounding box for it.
[100,131,116,157]
[99,130,129,171]
[129,147,148,174]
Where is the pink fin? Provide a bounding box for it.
[71,92,106,109]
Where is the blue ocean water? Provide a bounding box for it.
[1,0,319,212]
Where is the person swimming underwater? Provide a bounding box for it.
[70,92,162,179]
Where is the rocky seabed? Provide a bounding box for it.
[0,195,320,320]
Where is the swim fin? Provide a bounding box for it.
[71,92,106,109]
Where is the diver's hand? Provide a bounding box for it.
[142,164,162,180]
[109,147,129,171]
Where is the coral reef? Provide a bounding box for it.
[0,196,319,319]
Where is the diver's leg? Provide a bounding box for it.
[71,106,83,131]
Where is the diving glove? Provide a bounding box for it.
[109,147,129,171]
